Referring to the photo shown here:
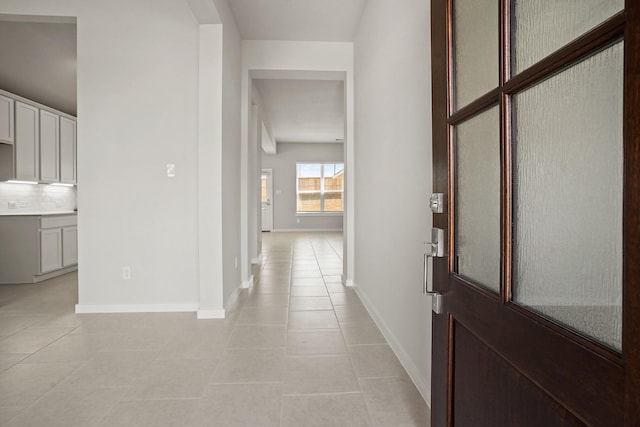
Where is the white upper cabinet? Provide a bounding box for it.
[60,116,76,184]
[1,92,76,184]
[15,101,39,182]
[39,109,60,183]
[0,95,14,144]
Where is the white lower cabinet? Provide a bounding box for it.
[40,215,77,274]
[62,226,78,267]
[0,214,77,284]
[40,228,62,273]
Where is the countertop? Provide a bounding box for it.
[0,211,77,217]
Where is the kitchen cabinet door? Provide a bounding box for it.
[60,117,76,184]
[0,94,14,144]
[15,102,39,181]
[40,110,60,183]
[62,226,78,267]
[40,228,62,273]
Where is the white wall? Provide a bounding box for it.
[196,24,224,317]
[354,0,433,404]
[241,41,355,284]
[2,0,202,312]
[2,0,245,316]
[261,143,344,231]
[213,0,243,303]
[248,104,261,263]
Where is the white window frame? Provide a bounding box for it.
[296,162,344,216]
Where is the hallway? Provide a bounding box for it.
[0,232,428,426]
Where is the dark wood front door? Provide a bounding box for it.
[430,1,640,426]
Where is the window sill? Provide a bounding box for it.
[296,212,344,217]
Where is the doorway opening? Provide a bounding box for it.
[247,69,350,283]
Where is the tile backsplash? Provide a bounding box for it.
[0,182,77,214]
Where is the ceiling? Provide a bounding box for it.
[234,1,363,148]
[0,1,366,127]
[254,79,344,144]
[229,0,368,42]
[0,20,77,116]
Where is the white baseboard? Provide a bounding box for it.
[197,308,225,319]
[251,253,263,264]
[225,292,241,312]
[272,228,343,233]
[224,283,244,314]
[75,304,198,314]
[34,265,78,283]
[242,275,254,289]
[351,281,431,407]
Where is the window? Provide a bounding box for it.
[296,163,344,213]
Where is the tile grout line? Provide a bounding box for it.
[310,233,379,426]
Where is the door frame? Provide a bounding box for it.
[430,1,640,425]
[261,168,273,232]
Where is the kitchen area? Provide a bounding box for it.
[0,18,78,286]
[0,89,78,284]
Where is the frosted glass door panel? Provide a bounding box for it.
[513,42,623,351]
[512,0,623,74]
[455,105,501,292]
[453,0,499,110]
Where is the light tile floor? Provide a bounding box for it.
[0,232,429,426]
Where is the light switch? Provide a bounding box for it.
[166,164,176,178]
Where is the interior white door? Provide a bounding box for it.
[261,169,273,232]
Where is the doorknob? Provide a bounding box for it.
[424,228,445,314]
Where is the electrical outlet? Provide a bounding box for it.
[55,199,62,208]
[7,201,17,209]
[19,201,28,208]
[166,163,176,177]
[122,266,132,280]
[296,218,301,224]
[234,257,238,269]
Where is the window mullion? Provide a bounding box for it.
[320,164,325,212]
